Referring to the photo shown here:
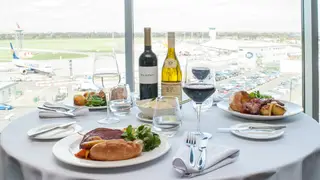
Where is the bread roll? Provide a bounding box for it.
[89,139,143,161]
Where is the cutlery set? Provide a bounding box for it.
[185,132,208,170]
[217,125,286,133]
[37,102,77,117]
[28,121,77,137]
[184,125,287,170]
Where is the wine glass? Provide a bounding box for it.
[183,59,216,137]
[92,53,121,124]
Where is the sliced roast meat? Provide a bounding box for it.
[242,98,263,115]
[80,128,123,149]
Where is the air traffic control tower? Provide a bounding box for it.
[15,25,24,50]
[209,27,217,41]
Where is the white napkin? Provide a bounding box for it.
[39,106,89,118]
[172,141,240,178]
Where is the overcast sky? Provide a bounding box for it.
[0,0,303,33]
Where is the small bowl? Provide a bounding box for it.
[136,98,176,118]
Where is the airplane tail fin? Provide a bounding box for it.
[10,43,19,60]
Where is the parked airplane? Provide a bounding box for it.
[10,43,55,77]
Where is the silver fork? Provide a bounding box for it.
[185,132,196,167]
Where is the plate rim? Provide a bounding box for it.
[136,112,153,123]
[27,123,82,140]
[230,123,285,140]
[217,100,303,120]
[52,131,171,168]
[72,104,108,110]
[87,105,108,110]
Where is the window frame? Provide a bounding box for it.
[124,0,320,120]
[301,0,319,121]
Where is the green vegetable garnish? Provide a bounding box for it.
[249,90,272,99]
[121,124,161,152]
[85,93,106,107]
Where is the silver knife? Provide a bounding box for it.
[29,121,76,137]
[217,125,286,133]
[197,136,209,170]
[37,106,76,117]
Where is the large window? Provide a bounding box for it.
[134,0,302,104]
[0,0,124,119]
[1,0,315,121]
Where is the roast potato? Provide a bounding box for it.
[272,103,286,115]
[74,95,86,106]
[260,104,272,116]
[80,139,107,150]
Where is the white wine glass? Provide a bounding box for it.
[92,53,121,124]
[183,59,216,137]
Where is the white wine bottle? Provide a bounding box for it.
[161,32,182,101]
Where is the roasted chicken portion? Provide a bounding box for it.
[229,91,286,116]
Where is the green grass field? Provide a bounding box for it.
[0,38,132,61]
[0,38,127,51]
[29,52,88,60]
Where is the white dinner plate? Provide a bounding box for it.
[27,123,82,140]
[230,123,285,140]
[217,100,303,120]
[87,106,108,110]
[136,112,153,123]
[52,132,171,168]
[72,103,107,110]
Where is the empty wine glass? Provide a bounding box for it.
[92,53,121,124]
[183,59,216,137]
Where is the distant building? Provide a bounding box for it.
[201,39,288,71]
[238,42,287,71]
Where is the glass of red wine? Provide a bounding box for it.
[183,61,216,137]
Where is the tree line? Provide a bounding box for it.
[0,31,300,40]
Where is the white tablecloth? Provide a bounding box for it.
[1,105,320,180]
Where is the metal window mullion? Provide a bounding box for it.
[124,0,135,92]
[302,0,319,121]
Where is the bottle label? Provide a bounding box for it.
[139,66,158,84]
[161,82,182,102]
[164,59,177,68]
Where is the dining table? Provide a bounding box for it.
[1,103,320,180]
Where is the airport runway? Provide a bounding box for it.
[0,48,303,121]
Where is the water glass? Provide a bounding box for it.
[110,99,132,116]
[152,96,182,137]
[109,84,132,116]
